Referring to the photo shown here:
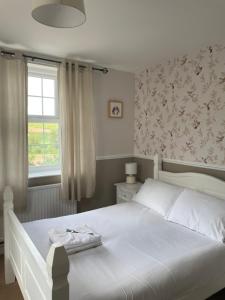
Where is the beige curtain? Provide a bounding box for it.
[59,62,96,201]
[0,56,28,210]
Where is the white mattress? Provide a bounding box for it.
[23,202,225,300]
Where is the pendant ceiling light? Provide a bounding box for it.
[32,0,86,28]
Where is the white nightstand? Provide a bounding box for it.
[114,182,142,204]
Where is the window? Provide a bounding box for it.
[27,63,60,178]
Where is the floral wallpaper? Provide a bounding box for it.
[134,45,225,166]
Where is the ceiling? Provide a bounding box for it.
[0,0,225,72]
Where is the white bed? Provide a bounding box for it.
[24,201,225,300]
[3,155,225,300]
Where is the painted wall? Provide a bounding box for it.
[78,158,133,212]
[94,69,134,157]
[134,45,225,167]
[79,68,135,212]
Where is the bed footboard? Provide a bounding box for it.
[3,186,70,300]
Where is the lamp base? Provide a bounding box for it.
[126,175,136,184]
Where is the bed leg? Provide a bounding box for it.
[3,186,15,284]
[47,244,70,300]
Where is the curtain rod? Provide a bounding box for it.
[0,50,109,74]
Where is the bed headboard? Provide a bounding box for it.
[153,154,225,200]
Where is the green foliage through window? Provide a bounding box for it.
[28,122,60,167]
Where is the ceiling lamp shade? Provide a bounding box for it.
[32,0,86,28]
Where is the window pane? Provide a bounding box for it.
[28,122,60,168]
[28,123,44,145]
[28,97,42,115]
[44,123,59,144]
[44,145,60,166]
[28,76,42,96]
[27,64,59,175]
[28,145,44,167]
[43,98,55,116]
[43,78,55,97]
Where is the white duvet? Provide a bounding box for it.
[23,202,225,300]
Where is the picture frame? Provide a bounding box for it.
[108,100,123,118]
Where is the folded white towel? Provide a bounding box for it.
[48,224,102,254]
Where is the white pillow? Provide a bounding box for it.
[167,189,225,243]
[134,178,183,217]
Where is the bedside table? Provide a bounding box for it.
[114,182,142,204]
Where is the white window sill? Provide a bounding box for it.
[29,169,61,179]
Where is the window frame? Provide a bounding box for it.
[27,63,61,178]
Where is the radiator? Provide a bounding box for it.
[17,184,77,223]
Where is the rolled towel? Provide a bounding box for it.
[48,224,102,254]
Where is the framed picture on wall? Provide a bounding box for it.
[108,100,123,118]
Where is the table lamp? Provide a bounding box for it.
[125,162,137,184]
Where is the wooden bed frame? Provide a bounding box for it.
[3,186,69,300]
[153,155,225,200]
[3,154,225,299]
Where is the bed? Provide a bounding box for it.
[3,155,225,300]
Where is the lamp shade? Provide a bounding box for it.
[125,162,137,175]
[32,0,86,28]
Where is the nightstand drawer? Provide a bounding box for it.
[117,197,127,204]
[117,188,134,202]
[115,182,142,204]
